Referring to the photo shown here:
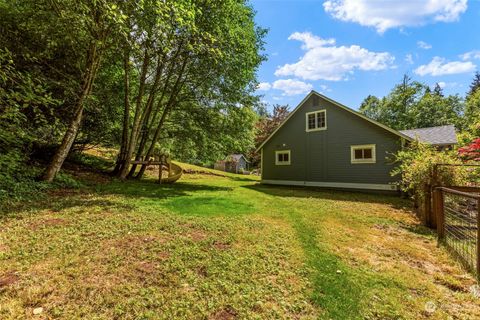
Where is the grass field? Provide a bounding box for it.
[1,156,479,319]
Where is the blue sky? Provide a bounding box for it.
[252,0,480,111]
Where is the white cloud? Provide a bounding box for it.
[272,79,313,96]
[460,50,480,61]
[405,54,414,65]
[414,56,476,76]
[275,32,394,81]
[436,81,460,89]
[256,82,271,91]
[319,84,331,92]
[417,41,432,50]
[323,0,468,33]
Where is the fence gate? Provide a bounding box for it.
[434,187,480,278]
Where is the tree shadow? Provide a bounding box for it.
[244,183,412,211]
[226,175,260,182]
[1,194,128,219]
[96,179,234,200]
[400,223,435,236]
[2,178,233,219]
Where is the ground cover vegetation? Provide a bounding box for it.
[1,155,480,319]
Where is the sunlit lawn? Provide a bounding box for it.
[1,164,479,319]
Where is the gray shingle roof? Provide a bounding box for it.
[399,125,457,146]
[228,154,249,162]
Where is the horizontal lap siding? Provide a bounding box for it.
[262,94,401,185]
[262,101,307,181]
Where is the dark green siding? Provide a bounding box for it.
[262,93,402,186]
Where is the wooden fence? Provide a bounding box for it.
[419,163,480,229]
[434,187,480,278]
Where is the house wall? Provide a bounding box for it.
[224,158,247,173]
[261,93,402,189]
[214,162,226,171]
[237,158,247,172]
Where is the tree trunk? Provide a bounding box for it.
[126,57,166,178]
[118,44,151,179]
[112,48,131,175]
[136,107,170,179]
[136,59,189,179]
[42,44,100,182]
[127,129,149,178]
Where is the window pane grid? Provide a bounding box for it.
[317,112,325,128]
[353,148,373,160]
[364,148,372,159]
[306,111,326,131]
[275,151,291,165]
[308,114,316,130]
[351,145,376,163]
[354,149,363,159]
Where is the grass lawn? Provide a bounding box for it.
[1,158,479,319]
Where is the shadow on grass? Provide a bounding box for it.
[1,178,233,219]
[244,183,412,211]
[226,175,260,182]
[400,223,435,237]
[0,194,129,219]
[96,179,233,199]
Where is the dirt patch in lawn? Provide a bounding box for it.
[187,230,208,242]
[47,188,83,197]
[158,251,171,260]
[212,241,231,251]
[28,218,69,230]
[108,234,169,250]
[211,306,237,320]
[0,271,19,288]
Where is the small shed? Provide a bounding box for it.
[214,154,250,173]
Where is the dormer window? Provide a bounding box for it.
[306,110,327,132]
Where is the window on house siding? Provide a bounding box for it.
[306,110,327,131]
[275,150,291,165]
[351,145,376,164]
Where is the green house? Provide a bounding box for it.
[256,91,457,192]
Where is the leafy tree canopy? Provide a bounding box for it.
[359,75,465,131]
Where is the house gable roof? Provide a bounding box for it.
[256,90,412,152]
[400,125,457,146]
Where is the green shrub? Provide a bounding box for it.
[391,141,468,202]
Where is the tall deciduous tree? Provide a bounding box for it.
[42,0,127,181]
[114,0,266,179]
[359,75,464,131]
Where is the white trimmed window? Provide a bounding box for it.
[306,110,327,132]
[351,144,376,164]
[275,150,291,165]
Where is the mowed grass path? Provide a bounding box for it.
[1,166,480,319]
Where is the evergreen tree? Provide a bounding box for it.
[468,71,480,97]
[433,83,444,97]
